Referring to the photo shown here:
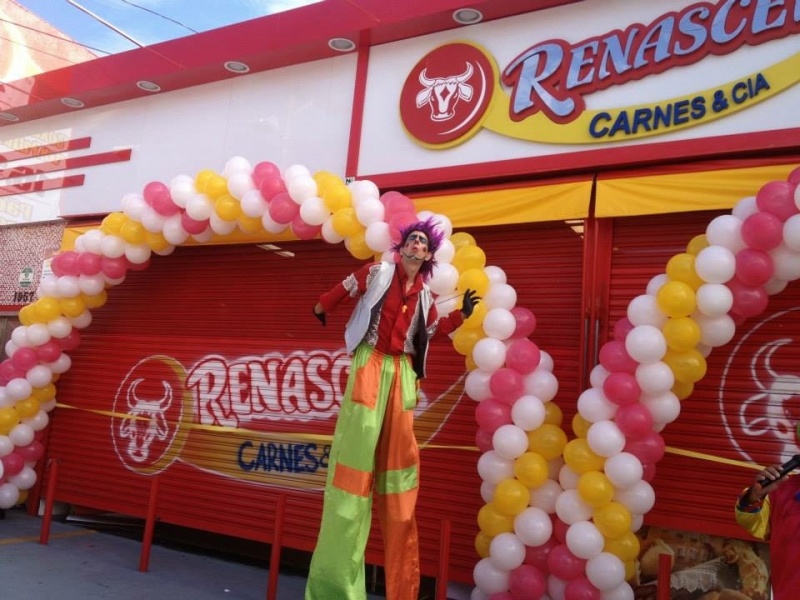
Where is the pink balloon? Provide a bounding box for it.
[35,340,62,363]
[51,251,79,276]
[564,576,601,600]
[0,359,23,381]
[1,452,25,476]
[505,339,541,374]
[128,258,151,272]
[727,277,769,318]
[180,212,209,235]
[624,431,666,463]
[101,256,129,279]
[77,251,103,276]
[489,593,514,600]
[613,317,634,342]
[755,180,797,221]
[788,167,800,186]
[735,248,774,287]
[524,537,557,571]
[475,428,493,453]
[388,211,418,242]
[291,216,321,240]
[615,402,654,438]
[17,440,44,462]
[510,307,537,339]
[58,329,81,351]
[474,398,512,434]
[598,340,638,374]
[509,564,547,600]
[741,211,783,251]
[252,161,281,189]
[150,188,180,216]
[259,174,287,201]
[552,516,569,543]
[602,372,641,406]
[547,544,587,580]
[642,462,657,482]
[11,347,38,371]
[382,192,415,221]
[268,192,299,224]
[489,368,524,404]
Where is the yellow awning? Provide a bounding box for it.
[596,163,798,218]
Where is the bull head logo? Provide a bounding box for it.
[119,378,173,463]
[740,339,800,462]
[416,63,474,121]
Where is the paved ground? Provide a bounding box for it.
[0,508,388,600]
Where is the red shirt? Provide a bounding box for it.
[319,262,462,355]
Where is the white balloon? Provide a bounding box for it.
[364,221,391,253]
[480,480,496,504]
[27,324,52,348]
[38,275,59,298]
[645,273,668,296]
[769,243,800,282]
[11,326,31,348]
[430,213,453,239]
[694,245,736,284]
[587,420,626,457]
[46,353,72,374]
[640,391,681,425]
[100,234,126,259]
[47,317,73,338]
[523,370,558,402]
[476,451,515,484]
[355,198,385,227]
[192,227,214,243]
[558,464,580,490]
[170,174,196,207]
[287,174,317,204]
[122,192,147,220]
[589,364,610,388]
[511,395,546,431]
[465,369,493,402]
[0,482,20,509]
[602,582,635,600]
[349,179,380,206]
[80,229,105,254]
[78,274,106,296]
[635,361,674,395]
[555,489,593,524]
[261,210,289,234]
[483,284,517,311]
[472,338,507,372]
[488,532,525,570]
[26,365,53,388]
[705,214,745,252]
[604,452,643,490]
[299,196,330,226]
[538,351,554,372]
[283,163,311,182]
[8,466,37,490]
[484,266,507,285]
[125,243,151,265]
[4,340,17,357]
[6,378,32,401]
[0,435,13,456]
[162,214,189,245]
[473,557,510,595]
[514,507,553,546]
[428,263,459,296]
[530,479,562,514]
[140,206,166,233]
[565,520,604,559]
[186,194,215,221]
[695,283,734,316]
[492,424,529,460]
[226,172,256,199]
[577,387,618,423]
[764,276,788,295]
[55,275,81,297]
[209,213,238,235]
[625,325,667,364]
[24,410,50,431]
[586,552,626,592]
[693,313,736,347]
[483,308,516,340]
[434,239,455,264]
[240,189,268,218]
[627,295,667,328]
[783,213,800,252]
[9,423,34,447]
[731,195,758,220]
[548,575,568,600]
[614,480,655,514]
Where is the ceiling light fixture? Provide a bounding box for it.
[61,97,85,108]
[453,8,483,25]
[328,37,356,52]
[137,80,161,92]
[224,61,250,74]
[0,111,19,122]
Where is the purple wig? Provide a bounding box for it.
[392,216,446,281]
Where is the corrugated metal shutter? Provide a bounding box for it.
[43,220,585,583]
[605,210,800,538]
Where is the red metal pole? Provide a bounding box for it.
[38,458,58,545]
[657,552,672,600]
[436,519,452,600]
[266,494,287,600]
[139,477,160,572]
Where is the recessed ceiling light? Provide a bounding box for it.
[328,38,356,52]
[137,80,161,92]
[453,8,483,25]
[61,97,85,108]
[0,111,19,121]
[224,61,250,74]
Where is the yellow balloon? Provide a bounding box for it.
[493,479,531,516]
[452,245,486,273]
[100,212,126,235]
[594,502,633,539]
[665,253,704,289]
[313,170,339,196]
[0,407,20,433]
[205,174,229,199]
[34,297,61,322]
[14,396,40,419]
[120,219,146,245]
[33,383,56,402]
[457,268,490,296]
[451,231,476,251]
[194,169,216,191]
[19,305,35,326]
[686,234,709,256]
[572,413,591,438]
[656,280,696,317]
[215,194,242,221]
[322,182,351,213]
[237,214,263,233]
[563,438,605,474]
[578,471,615,507]
[672,379,694,400]
[514,452,549,488]
[453,327,484,357]
[60,296,86,318]
[543,402,563,426]
[663,348,707,383]
[527,424,568,460]
[604,530,641,561]
[82,290,108,309]
[145,231,171,252]
[624,560,637,582]
[462,301,487,329]
[465,354,478,372]
[332,208,362,237]
[662,316,701,352]
[477,503,514,536]
[475,531,492,559]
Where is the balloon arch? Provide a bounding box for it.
[1,157,799,600]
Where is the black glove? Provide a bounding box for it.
[313,307,326,326]
[461,288,481,318]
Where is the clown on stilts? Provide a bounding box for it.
[305,217,480,600]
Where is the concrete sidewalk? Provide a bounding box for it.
[0,508,386,600]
